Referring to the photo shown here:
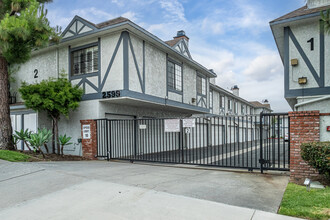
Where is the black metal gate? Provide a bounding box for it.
[95,113,289,172]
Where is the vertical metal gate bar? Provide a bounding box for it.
[260,113,264,173]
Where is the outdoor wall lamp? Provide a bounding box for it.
[291,59,298,66]
[298,77,307,85]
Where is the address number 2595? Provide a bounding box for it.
[102,90,121,99]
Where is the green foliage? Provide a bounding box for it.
[0,150,31,162]
[301,142,330,180]
[321,9,330,34]
[59,134,72,146]
[59,134,72,155]
[14,129,31,142]
[278,183,330,219]
[26,132,44,152]
[0,0,60,64]
[19,77,83,119]
[39,128,52,144]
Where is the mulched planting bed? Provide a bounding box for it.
[22,151,89,162]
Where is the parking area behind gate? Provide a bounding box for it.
[95,113,290,172]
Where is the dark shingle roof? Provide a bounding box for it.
[270,5,330,23]
[250,101,271,110]
[165,38,181,47]
[96,17,130,29]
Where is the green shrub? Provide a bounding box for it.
[301,142,330,180]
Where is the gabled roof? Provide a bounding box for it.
[59,15,217,78]
[210,83,255,107]
[165,38,181,47]
[249,101,271,110]
[96,17,130,28]
[270,5,329,24]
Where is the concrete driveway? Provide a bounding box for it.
[0,160,294,219]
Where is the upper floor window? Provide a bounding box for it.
[234,101,238,114]
[168,60,182,92]
[71,45,99,76]
[209,91,213,108]
[228,99,232,111]
[197,75,206,95]
[241,105,245,115]
[220,95,225,109]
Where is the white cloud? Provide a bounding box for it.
[201,18,224,35]
[122,11,138,21]
[72,7,114,23]
[159,0,186,22]
[243,52,283,81]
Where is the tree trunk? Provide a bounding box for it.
[43,143,49,153]
[0,55,14,150]
[52,116,60,155]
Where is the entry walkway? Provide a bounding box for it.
[0,179,300,220]
[0,160,297,219]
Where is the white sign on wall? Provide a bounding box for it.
[82,125,91,139]
[139,124,147,129]
[164,119,180,132]
[183,118,196,128]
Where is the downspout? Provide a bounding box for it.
[294,95,330,110]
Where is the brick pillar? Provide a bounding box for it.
[80,120,97,160]
[289,111,320,184]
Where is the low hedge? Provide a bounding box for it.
[301,142,330,180]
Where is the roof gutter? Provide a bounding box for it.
[269,11,320,26]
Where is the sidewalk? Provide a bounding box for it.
[0,179,300,220]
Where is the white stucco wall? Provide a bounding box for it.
[128,34,144,93]
[12,49,58,102]
[101,33,124,91]
[289,20,320,90]
[145,41,167,98]
[183,65,197,105]
[296,97,330,113]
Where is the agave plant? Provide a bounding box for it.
[26,131,45,158]
[59,134,72,155]
[14,129,32,151]
[39,128,52,153]
[321,9,330,34]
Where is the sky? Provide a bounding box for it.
[45,0,306,112]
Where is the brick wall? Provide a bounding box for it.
[80,120,97,160]
[289,111,320,184]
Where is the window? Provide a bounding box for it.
[71,45,99,76]
[197,75,206,95]
[209,91,213,108]
[228,99,232,111]
[250,107,254,115]
[241,105,245,115]
[168,60,182,92]
[220,95,225,109]
[234,102,238,114]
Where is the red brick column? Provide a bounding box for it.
[80,120,97,160]
[289,111,320,184]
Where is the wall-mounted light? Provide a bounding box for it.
[191,98,196,103]
[291,59,298,66]
[298,77,307,85]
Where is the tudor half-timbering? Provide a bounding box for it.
[10,15,272,155]
[270,0,330,112]
[9,16,216,154]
